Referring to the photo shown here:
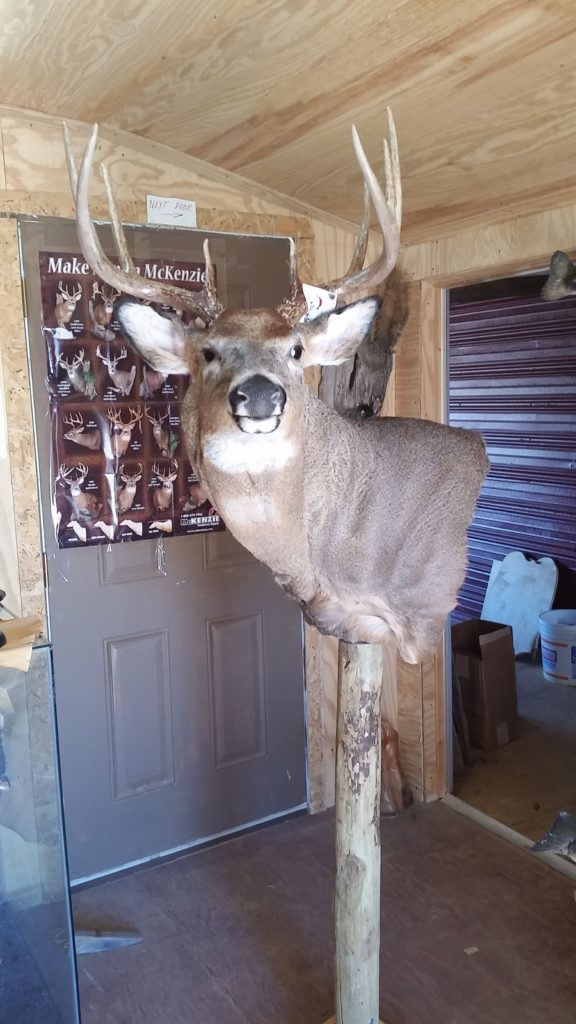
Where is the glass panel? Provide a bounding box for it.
[18,217,291,564]
[0,640,80,1023]
[19,217,291,310]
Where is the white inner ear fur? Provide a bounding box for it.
[116,302,191,375]
[300,297,380,366]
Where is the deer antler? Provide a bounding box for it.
[106,405,142,430]
[277,108,401,323]
[64,123,223,324]
[58,348,85,369]
[126,406,143,430]
[106,405,124,425]
[153,458,178,481]
[59,281,82,301]
[145,404,168,425]
[57,463,76,483]
[119,461,143,482]
[63,411,84,428]
[97,345,127,368]
[96,343,109,366]
[58,462,88,486]
[344,183,371,277]
[93,281,122,303]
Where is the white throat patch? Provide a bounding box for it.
[203,430,296,474]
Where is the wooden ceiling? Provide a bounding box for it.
[1,0,576,243]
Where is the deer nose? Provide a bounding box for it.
[229,375,286,419]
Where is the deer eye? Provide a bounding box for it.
[202,347,216,363]
[290,344,303,361]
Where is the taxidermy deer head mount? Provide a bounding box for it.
[541,250,576,300]
[64,113,488,662]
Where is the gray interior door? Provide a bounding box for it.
[20,219,307,883]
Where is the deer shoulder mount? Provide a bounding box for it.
[65,114,489,663]
[541,250,576,300]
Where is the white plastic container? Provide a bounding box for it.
[539,610,576,685]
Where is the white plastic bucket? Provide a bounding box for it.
[539,610,576,685]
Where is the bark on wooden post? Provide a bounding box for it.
[332,640,385,1024]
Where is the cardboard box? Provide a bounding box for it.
[451,619,520,751]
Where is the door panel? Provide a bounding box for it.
[98,541,164,584]
[105,628,174,800]
[20,219,307,881]
[208,612,267,770]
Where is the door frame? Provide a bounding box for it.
[436,253,576,880]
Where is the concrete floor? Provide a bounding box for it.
[454,660,576,841]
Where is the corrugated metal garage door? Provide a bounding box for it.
[448,279,576,620]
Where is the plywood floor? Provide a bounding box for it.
[72,802,576,1024]
[455,661,576,841]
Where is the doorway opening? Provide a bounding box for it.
[447,271,576,850]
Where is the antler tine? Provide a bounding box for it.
[344,182,371,277]
[276,239,308,324]
[63,123,78,197]
[322,111,401,304]
[69,123,222,324]
[202,240,224,322]
[64,410,83,425]
[127,406,143,429]
[327,115,399,297]
[382,107,402,231]
[101,162,137,275]
[277,109,401,323]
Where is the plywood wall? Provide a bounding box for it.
[2,1,575,244]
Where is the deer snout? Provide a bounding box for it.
[229,375,286,420]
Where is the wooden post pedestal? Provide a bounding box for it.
[325,640,386,1024]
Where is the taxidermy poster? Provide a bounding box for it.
[40,251,225,548]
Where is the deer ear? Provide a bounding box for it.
[115,299,197,374]
[298,297,381,366]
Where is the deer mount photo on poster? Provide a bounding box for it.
[40,250,225,548]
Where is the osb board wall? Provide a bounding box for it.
[0,217,42,619]
[0,279,22,618]
[0,108,367,817]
